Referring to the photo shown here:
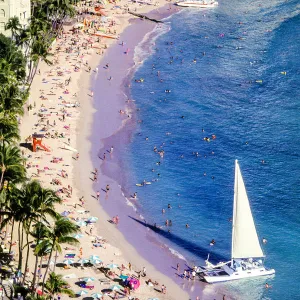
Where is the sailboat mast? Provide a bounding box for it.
[231,160,238,266]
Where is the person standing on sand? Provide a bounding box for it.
[96,191,100,200]
[128,262,132,271]
[106,184,110,193]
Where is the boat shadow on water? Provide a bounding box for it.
[128,216,226,263]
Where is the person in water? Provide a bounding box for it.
[210,239,216,246]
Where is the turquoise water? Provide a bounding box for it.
[121,0,300,298]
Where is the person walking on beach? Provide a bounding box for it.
[106,184,110,193]
[128,262,132,271]
[96,191,100,200]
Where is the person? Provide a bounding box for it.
[186,223,189,228]
[262,237,267,244]
[168,203,172,209]
[110,146,114,153]
[76,153,79,160]
[177,263,180,272]
[96,191,100,200]
[106,184,110,193]
[128,262,132,271]
[210,239,216,246]
[133,192,137,199]
[265,283,271,289]
[142,266,146,276]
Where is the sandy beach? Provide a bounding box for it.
[18,0,197,299]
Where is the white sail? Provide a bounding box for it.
[231,160,264,259]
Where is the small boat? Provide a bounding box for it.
[176,0,218,8]
[197,160,275,283]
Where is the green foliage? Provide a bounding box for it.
[0,34,26,81]
[45,272,75,298]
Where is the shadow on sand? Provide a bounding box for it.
[128,216,226,264]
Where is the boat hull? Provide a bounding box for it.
[203,268,275,283]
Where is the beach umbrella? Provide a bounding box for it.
[89,255,100,260]
[109,284,122,291]
[63,259,74,265]
[106,263,118,269]
[76,220,87,227]
[119,274,128,281]
[91,293,103,299]
[77,290,88,296]
[82,277,95,282]
[61,211,70,217]
[77,258,89,264]
[73,234,84,238]
[87,216,98,223]
[90,259,102,265]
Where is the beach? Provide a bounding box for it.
[19,0,193,299]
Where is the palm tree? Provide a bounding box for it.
[0,143,26,189]
[0,114,20,145]
[44,272,75,299]
[5,17,22,41]
[40,217,80,291]
[21,181,61,282]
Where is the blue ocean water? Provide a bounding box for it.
[121,0,300,299]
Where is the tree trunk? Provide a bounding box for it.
[22,230,31,284]
[53,249,58,272]
[17,222,22,270]
[0,168,5,190]
[42,242,54,292]
[8,218,14,253]
[31,254,39,291]
[36,256,43,290]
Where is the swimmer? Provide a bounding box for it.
[262,238,267,244]
[162,208,165,214]
[210,239,216,246]
[168,204,172,209]
[133,192,137,199]
[186,223,190,228]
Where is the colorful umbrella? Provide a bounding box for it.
[110,284,122,291]
[87,216,98,223]
[61,211,70,217]
[63,259,74,265]
[73,234,84,238]
[106,263,118,269]
[76,220,87,227]
[89,255,100,260]
[91,293,103,299]
[77,258,89,264]
[82,277,95,282]
[119,274,129,280]
[90,259,102,265]
[77,290,88,296]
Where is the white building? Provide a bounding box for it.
[0,0,30,36]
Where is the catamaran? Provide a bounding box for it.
[175,0,218,8]
[197,160,275,283]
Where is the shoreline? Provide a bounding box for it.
[78,6,225,300]
[73,3,194,300]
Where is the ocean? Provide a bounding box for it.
[117,0,300,299]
